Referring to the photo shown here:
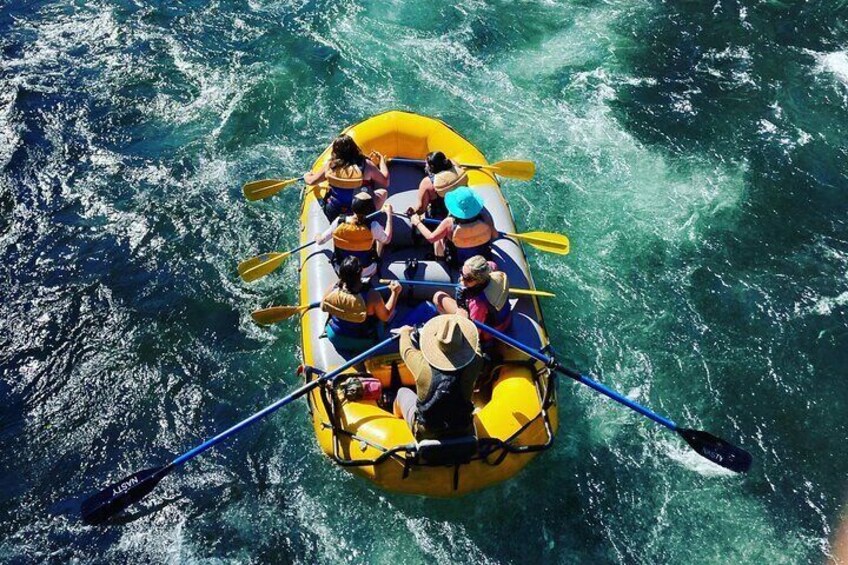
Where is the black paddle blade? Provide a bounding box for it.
[81,465,173,524]
[677,429,753,473]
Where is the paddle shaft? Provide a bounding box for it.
[171,335,398,467]
[417,216,512,240]
[388,158,477,168]
[471,320,677,430]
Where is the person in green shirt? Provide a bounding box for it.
[393,315,483,440]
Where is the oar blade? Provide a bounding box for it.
[81,465,172,524]
[251,306,305,325]
[508,231,571,255]
[677,428,752,473]
[237,255,265,277]
[239,252,287,283]
[242,178,299,201]
[509,288,556,298]
[490,160,536,181]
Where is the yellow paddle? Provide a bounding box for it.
[242,177,302,201]
[251,303,318,325]
[462,160,535,181]
[389,158,535,181]
[237,241,313,283]
[252,279,554,326]
[503,231,570,255]
[378,279,555,298]
[413,215,570,256]
[239,210,387,283]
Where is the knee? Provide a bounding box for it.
[433,291,448,309]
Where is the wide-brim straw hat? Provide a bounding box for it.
[420,315,480,371]
[432,166,468,197]
[445,187,484,220]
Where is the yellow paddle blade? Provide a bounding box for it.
[242,178,300,201]
[237,251,290,282]
[509,288,556,298]
[251,305,308,325]
[462,160,535,181]
[487,160,536,181]
[505,231,570,255]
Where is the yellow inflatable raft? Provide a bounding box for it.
[298,111,558,496]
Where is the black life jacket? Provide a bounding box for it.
[416,367,474,436]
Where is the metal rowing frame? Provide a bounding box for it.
[301,355,558,490]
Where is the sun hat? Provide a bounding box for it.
[444,187,483,220]
[432,166,468,197]
[419,315,480,371]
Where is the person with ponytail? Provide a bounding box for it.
[406,151,468,220]
[320,256,402,357]
[304,134,389,222]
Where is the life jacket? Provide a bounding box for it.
[450,215,493,263]
[321,286,376,338]
[416,367,474,438]
[332,215,377,267]
[455,272,512,332]
[326,158,371,211]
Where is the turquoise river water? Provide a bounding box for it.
[1,0,847,562]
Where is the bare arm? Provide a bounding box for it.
[369,281,402,322]
[315,217,340,245]
[303,165,327,185]
[412,177,434,214]
[412,215,452,243]
[364,154,389,188]
[380,204,393,244]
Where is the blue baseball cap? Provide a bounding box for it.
[444,187,483,220]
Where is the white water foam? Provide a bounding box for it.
[813,50,848,86]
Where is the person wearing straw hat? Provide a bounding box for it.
[410,186,497,266]
[432,255,513,343]
[406,151,468,221]
[393,315,483,440]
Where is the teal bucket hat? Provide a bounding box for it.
[445,187,483,220]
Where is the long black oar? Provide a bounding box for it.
[473,321,753,473]
[80,335,400,524]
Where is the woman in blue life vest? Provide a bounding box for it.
[410,187,497,266]
[304,134,389,222]
[314,192,394,278]
[321,256,402,356]
[432,255,513,343]
[406,151,468,221]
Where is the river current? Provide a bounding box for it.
[1,0,847,562]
